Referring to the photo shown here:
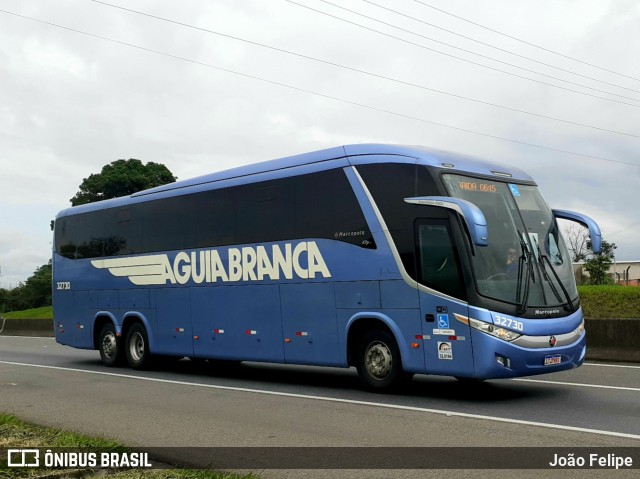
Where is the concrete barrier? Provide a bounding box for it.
[585,318,640,363]
[0,318,54,337]
[1,317,638,363]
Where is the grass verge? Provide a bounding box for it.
[2,307,52,320]
[0,414,256,479]
[578,285,640,319]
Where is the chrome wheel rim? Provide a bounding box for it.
[101,331,117,359]
[129,332,145,362]
[365,341,392,379]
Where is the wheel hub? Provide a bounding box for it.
[101,332,116,358]
[365,341,392,378]
[129,332,145,361]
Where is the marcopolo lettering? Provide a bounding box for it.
[91,241,331,286]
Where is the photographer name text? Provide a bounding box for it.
[550,453,633,469]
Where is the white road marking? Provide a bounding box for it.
[583,362,640,370]
[1,359,640,441]
[512,378,640,392]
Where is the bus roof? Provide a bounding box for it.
[58,144,534,216]
[135,144,533,196]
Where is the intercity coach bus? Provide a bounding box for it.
[52,144,601,391]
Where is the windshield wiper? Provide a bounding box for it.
[543,254,576,312]
[531,238,575,312]
[516,231,534,314]
[532,238,562,305]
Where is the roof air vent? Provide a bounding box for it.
[491,170,512,178]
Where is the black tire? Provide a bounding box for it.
[124,323,153,370]
[98,323,124,367]
[356,329,410,392]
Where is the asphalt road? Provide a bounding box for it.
[1,336,639,478]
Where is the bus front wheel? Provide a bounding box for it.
[356,329,410,392]
[125,323,153,370]
[98,323,124,367]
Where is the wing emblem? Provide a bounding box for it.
[91,255,170,285]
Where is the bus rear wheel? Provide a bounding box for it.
[125,323,153,370]
[356,329,410,392]
[98,323,124,367]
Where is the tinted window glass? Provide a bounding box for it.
[416,221,466,299]
[55,169,374,259]
[357,163,441,279]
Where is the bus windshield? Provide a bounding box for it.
[442,174,577,312]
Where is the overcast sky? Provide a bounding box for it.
[1,0,638,288]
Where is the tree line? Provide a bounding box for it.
[0,262,52,313]
[1,159,176,314]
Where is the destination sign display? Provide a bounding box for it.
[457,181,497,193]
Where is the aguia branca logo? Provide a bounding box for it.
[91,241,331,286]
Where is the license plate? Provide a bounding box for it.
[544,354,562,366]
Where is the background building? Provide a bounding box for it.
[573,261,640,286]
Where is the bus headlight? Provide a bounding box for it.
[469,318,522,342]
[573,319,585,336]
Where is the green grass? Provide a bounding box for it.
[2,306,52,320]
[578,285,640,319]
[109,472,253,479]
[0,414,256,479]
[0,414,122,449]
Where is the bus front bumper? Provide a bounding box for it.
[470,330,586,380]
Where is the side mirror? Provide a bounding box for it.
[405,196,488,247]
[552,209,602,254]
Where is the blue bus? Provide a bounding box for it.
[52,144,601,391]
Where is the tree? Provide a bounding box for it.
[70,159,177,206]
[583,240,617,285]
[561,222,590,262]
[1,262,52,312]
[0,288,8,313]
[23,262,53,307]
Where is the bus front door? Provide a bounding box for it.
[415,219,475,377]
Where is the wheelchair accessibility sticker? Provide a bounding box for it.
[437,314,449,329]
